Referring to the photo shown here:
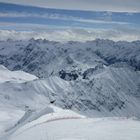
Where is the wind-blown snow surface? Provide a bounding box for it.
[0,66,38,136]
[9,117,140,140]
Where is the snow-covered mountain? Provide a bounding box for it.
[0,39,140,139]
[0,65,140,117]
[0,65,85,139]
[0,39,140,77]
[0,39,140,116]
[0,66,140,140]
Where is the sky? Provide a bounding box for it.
[0,0,140,41]
[1,0,140,12]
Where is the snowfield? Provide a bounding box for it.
[0,108,24,136]
[8,117,140,140]
[1,102,140,140]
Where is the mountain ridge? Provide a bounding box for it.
[0,39,140,117]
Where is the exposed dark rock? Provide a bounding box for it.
[59,70,79,81]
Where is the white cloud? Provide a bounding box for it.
[1,0,140,12]
[0,26,140,42]
[0,12,128,25]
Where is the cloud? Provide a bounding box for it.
[0,2,139,42]
[0,26,139,42]
[1,0,140,12]
[0,12,128,25]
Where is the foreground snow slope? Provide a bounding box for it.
[0,66,37,135]
[0,107,24,136]
[9,117,140,140]
[0,65,84,139]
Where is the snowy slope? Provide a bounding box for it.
[0,65,37,83]
[0,66,38,136]
[8,117,140,140]
[0,66,82,139]
[0,107,24,137]
[0,65,140,118]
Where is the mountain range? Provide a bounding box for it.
[0,39,140,140]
